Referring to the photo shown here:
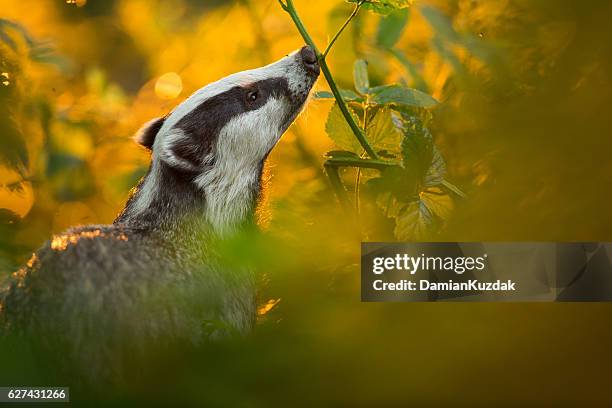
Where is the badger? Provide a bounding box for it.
[0,46,320,378]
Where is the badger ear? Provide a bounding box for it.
[133,117,165,150]
[159,129,202,172]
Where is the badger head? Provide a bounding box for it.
[126,46,320,234]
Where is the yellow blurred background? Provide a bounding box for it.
[1,0,612,405]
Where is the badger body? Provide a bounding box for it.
[0,47,320,373]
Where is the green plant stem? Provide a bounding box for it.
[322,0,364,58]
[355,104,369,213]
[324,163,351,210]
[325,157,398,171]
[326,156,398,212]
[279,0,379,160]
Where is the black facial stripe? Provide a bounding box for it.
[172,77,291,169]
[247,77,291,110]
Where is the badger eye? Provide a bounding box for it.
[246,90,258,102]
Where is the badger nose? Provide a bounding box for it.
[299,46,320,75]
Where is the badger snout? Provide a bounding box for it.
[299,46,320,76]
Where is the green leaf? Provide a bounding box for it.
[420,187,453,220]
[366,111,453,240]
[376,8,409,49]
[348,0,412,15]
[370,84,438,108]
[399,114,434,186]
[325,104,407,157]
[365,108,402,154]
[424,146,446,187]
[325,103,363,153]
[353,59,370,94]
[392,187,452,240]
[314,90,363,102]
[394,200,432,240]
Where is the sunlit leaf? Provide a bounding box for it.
[376,8,409,49]
[368,112,453,239]
[399,114,434,186]
[370,84,438,108]
[366,108,402,154]
[420,187,453,220]
[353,59,370,94]
[387,188,452,240]
[394,200,431,240]
[325,103,363,153]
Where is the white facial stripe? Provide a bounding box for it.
[194,97,287,235]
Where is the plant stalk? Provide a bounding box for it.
[324,163,351,210]
[280,0,379,160]
[325,157,397,171]
[323,0,364,58]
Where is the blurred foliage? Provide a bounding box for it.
[1,0,612,405]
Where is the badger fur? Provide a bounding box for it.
[0,47,320,378]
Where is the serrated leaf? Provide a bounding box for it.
[366,111,453,240]
[394,200,432,240]
[390,189,451,240]
[353,59,370,94]
[348,0,412,15]
[365,108,402,153]
[400,114,434,186]
[370,84,438,108]
[374,166,418,203]
[325,103,363,153]
[376,8,409,49]
[420,187,453,220]
[314,90,363,102]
